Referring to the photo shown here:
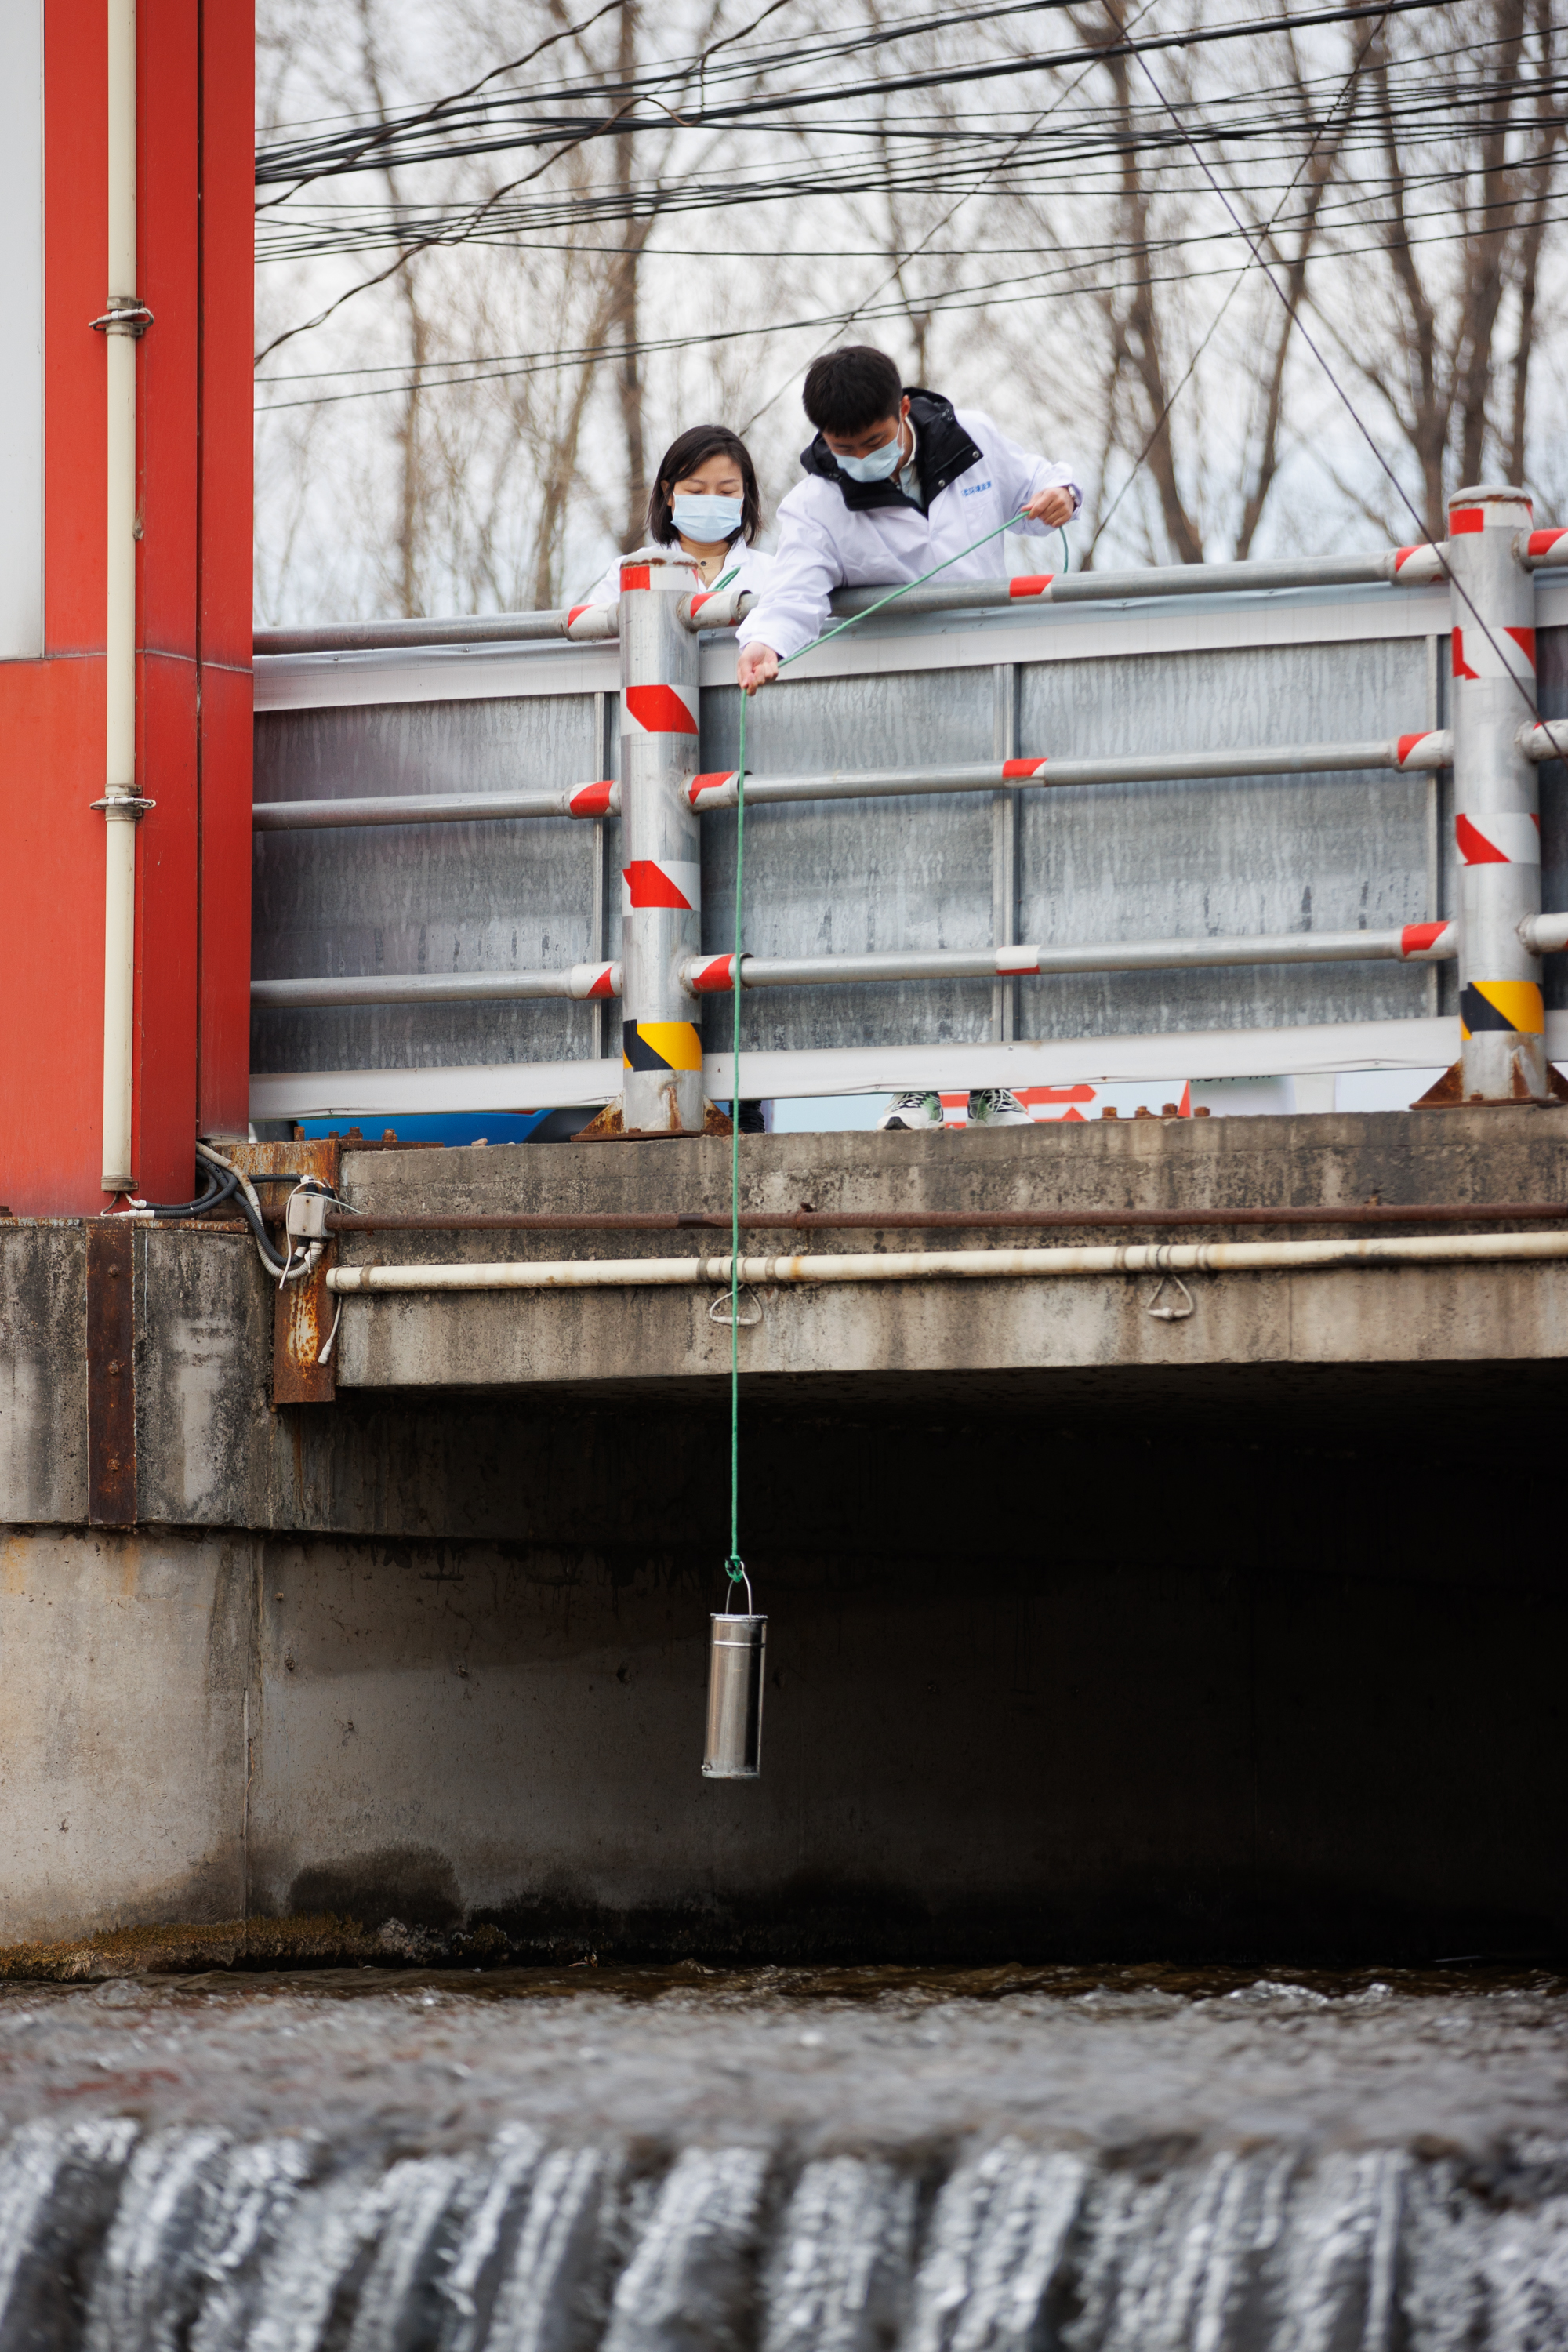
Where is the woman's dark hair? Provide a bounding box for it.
[647,425,760,546]
[802,347,904,437]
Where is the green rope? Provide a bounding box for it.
[722,506,1066,1606]
[724,686,748,1596]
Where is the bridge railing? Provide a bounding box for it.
[249,495,1568,1128]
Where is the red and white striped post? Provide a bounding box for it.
[1447,486,1546,1101]
[619,557,707,1134]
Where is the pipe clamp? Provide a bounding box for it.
[90,795,156,818]
[89,302,154,337]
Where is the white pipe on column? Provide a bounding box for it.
[97,0,142,1193]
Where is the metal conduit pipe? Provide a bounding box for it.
[684,733,1454,811]
[325,1203,1568,1236]
[96,0,147,1194]
[325,1229,1568,1297]
[683,923,1460,996]
[252,781,619,832]
[252,962,620,1011]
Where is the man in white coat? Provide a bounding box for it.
[735,345,1080,1130]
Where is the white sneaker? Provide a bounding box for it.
[967,1087,1031,1126]
[877,1091,945,1131]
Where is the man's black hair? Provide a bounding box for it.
[802,347,904,437]
[647,425,760,546]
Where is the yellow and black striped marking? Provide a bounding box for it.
[622,1019,703,1073]
[1459,981,1544,1037]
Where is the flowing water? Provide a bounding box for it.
[0,1964,1564,2351]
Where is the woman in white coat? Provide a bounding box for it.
[576,423,773,609]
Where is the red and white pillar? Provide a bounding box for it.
[619,557,706,1134]
[1447,486,1545,1101]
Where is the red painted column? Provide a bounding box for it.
[0,0,107,1217]
[136,0,201,1205]
[0,0,253,1217]
[196,0,256,1145]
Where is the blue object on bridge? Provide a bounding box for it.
[293,1111,561,1147]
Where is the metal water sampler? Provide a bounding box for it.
[702,1613,767,1777]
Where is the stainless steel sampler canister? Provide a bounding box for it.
[702,1613,766,1777]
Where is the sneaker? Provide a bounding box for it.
[967,1087,1031,1126]
[877,1091,945,1131]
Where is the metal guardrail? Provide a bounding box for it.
[250,493,1568,1120]
[243,528,1568,662]
[251,922,1461,1014]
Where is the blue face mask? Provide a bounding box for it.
[671,493,743,543]
[833,430,904,484]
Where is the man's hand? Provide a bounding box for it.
[737,642,780,695]
[1022,485,1075,528]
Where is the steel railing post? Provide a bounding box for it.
[1447,485,1545,1100]
[619,557,706,1134]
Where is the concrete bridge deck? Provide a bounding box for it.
[325,1110,1568,1410]
[2,1107,1566,1969]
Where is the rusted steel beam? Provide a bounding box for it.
[324,1202,1568,1236]
[85,1220,136,1525]
[226,1139,343,1405]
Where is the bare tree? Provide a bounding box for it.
[1323,0,1563,534]
[348,0,434,615]
[254,0,1568,622]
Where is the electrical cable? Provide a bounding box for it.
[253,207,1568,412]
[191,1143,343,1284]
[248,0,1505,366]
[255,0,626,209]
[1131,42,1551,727]
[117,1147,298,1279]
[1086,0,1390,562]
[259,155,1533,265]
[137,1163,241,1219]
[256,0,1080,183]
[253,0,1459,182]
[728,0,1162,432]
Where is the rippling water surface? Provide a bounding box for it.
[0,1965,1564,2350]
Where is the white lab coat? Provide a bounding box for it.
[575,537,774,612]
[736,409,1078,663]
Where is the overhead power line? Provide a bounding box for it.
[252,207,1568,412]
[252,20,1565,269]
[256,0,1076,183]
[253,0,1461,184]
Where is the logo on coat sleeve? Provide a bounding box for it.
[960,479,993,496]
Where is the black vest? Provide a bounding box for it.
[799,388,983,514]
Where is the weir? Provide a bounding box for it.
[0,1987,1565,2352]
[5,496,1568,1968]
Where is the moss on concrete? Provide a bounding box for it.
[0,1913,512,1981]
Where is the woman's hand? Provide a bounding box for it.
[737,643,780,695]
[1022,485,1075,527]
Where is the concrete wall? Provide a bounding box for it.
[2,1111,1566,1958]
[0,1528,247,1945]
[2,1399,1564,1960]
